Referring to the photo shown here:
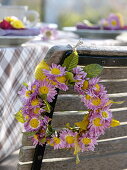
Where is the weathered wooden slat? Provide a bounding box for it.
[55,94,127,111]
[19,136,127,162]
[101,67,127,79]
[52,111,127,128]
[17,151,127,170]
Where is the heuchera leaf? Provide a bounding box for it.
[15,110,25,123]
[84,64,103,78]
[23,131,37,136]
[62,50,79,71]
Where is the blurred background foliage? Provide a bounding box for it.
[0,0,127,29]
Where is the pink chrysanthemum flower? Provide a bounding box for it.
[48,135,64,149]
[51,76,68,91]
[78,133,97,152]
[88,113,109,137]
[24,116,44,132]
[41,26,58,41]
[73,67,87,81]
[74,79,90,95]
[18,87,32,103]
[99,109,112,121]
[30,134,40,145]
[29,107,45,117]
[107,13,122,29]
[43,63,66,79]
[29,80,40,95]
[38,79,57,102]
[82,96,106,110]
[92,83,107,96]
[88,77,100,87]
[60,129,77,148]
[29,97,42,109]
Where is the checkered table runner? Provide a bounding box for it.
[0,44,49,161]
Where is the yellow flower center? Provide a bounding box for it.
[29,118,40,128]
[25,90,31,97]
[56,76,66,83]
[31,99,40,106]
[51,68,61,75]
[65,136,74,144]
[25,115,29,120]
[93,118,102,126]
[92,98,101,106]
[102,111,108,118]
[86,94,92,100]
[82,80,89,90]
[111,20,117,26]
[45,30,52,37]
[33,134,38,140]
[94,84,100,91]
[50,80,58,85]
[82,137,91,145]
[53,137,61,144]
[33,108,40,114]
[39,86,49,94]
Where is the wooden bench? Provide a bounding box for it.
[17,45,127,170]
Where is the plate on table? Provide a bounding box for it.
[0,35,37,47]
[62,27,127,39]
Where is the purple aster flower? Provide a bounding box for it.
[24,116,44,132]
[88,113,110,138]
[74,79,89,95]
[100,13,124,30]
[29,80,40,95]
[99,109,112,121]
[78,132,97,152]
[82,93,108,110]
[60,129,77,148]
[28,96,43,108]
[18,86,32,103]
[73,67,87,81]
[30,134,40,146]
[43,63,66,79]
[49,135,64,149]
[41,26,58,41]
[38,79,57,102]
[88,77,100,87]
[51,76,68,91]
[92,83,107,96]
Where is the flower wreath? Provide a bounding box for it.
[15,44,121,163]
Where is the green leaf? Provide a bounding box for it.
[23,131,37,136]
[43,100,51,113]
[84,64,103,78]
[39,94,47,100]
[62,50,79,71]
[46,125,55,137]
[39,138,46,143]
[22,82,28,87]
[65,72,76,83]
[15,110,25,123]
[111,101,124,104]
